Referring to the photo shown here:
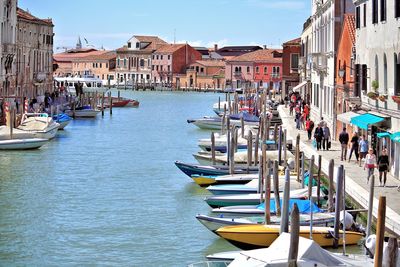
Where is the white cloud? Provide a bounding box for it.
[247,0,306,9]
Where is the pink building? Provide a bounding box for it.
[225,49,283,90]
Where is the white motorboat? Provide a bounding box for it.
[0,138,48,150]
[228,233,373,266]
[193,149,294,166]
[187,116,224,130]
[196,213,335,233]
[66,105,101,118]
[54,72,109,95]
[0,125,35,140]
[17,113,59,139]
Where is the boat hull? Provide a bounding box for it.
[191,173,258,187]
[216,224,364,250]
[175,161,258,177]
[0,138,48,150]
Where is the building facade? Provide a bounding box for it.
[354,0,400,178]
[53,47,98,77]
[72,51,116,85]
[177,59,225,90]
[115,35,166,87]
[0,0,17,97]
[151,44,202,87]
[225,49,283,90]
[335,14,358,140]
[16,7,54,97]
[282,38,301,96]
[309,0,355,138]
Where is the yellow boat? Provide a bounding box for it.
[216,224,364,250]
[191,175,216,186]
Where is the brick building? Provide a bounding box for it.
[335,14,359,140]
[151,44,202,87]
[282,38,301,97]
[53,48,99,77]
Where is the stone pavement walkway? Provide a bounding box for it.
[278,105,400,237]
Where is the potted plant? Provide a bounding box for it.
[368,80,379,100]
[392,95,400,104]
[378,94,387,102]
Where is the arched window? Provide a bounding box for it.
[239,67,242,72]
[235,67,238,72]
[255,66,259,73]
[247,66,250,73]
[395,53,400,95]
[264,67,268,74]
[383,53,388,94]
[374,55,379,89]
[260,81,263,87]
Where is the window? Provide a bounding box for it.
[196,66,199,72]
[161,55,163,60]
[93,63,95,68]
[291,54,299,71]
[152,55,155,60]
[152,65,154,70]
[106,63,108,68]
[363,4,367,26]
[380,0,386,21]
[168,65,171,72]
[128,42,131,48]
[156,55,159,60]
[200,67,204,73]
[156,65,159,71]
[102,74,104,80]
[100,63,102,68]
[372,0,378,24]
[255,66,259,73]
[161,65,163,71]
[140,59,144,67]
[246,66,250,73]
[264,67,268,74]
[356,6,361,28]
[136,42,140,48]
[168,55,171,60]
[396,0,400,18]
[124,58,127,67]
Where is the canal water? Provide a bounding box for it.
[0,91,236,266]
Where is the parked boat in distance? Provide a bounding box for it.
[66,105,101,118]
[54,72,109,95]
[53,113,72,130]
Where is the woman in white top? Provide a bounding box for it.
[364,148,377,183]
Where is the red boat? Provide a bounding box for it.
[102,97,140,108]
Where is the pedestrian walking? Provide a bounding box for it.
[348,132,359,163]
[338,127,349,161]
[314,125,323,150]
[295,111,301,130]
[319,117,326,128]
[322,125,331,150]
[377,148,389,187]
[305,118,314,140]
[364,148,377,183]
[359,135,368,167]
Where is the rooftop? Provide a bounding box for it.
[192,60,225,67]
[283,37,301,46]
[228,49,283,63]
[17,7,53,26]
[344,14,356,46]
[216,46,263,57]
[154,44,187,54]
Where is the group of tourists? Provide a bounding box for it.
[338,127,390,187]
[287,91,391,187]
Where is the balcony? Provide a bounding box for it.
[234,71,242,77]
[311,53,327,73]
[35,72,47,83]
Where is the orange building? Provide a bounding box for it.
[335,14,359,139]
[72,51,116,85]
[53,48,99,76]
[177,59,225,90]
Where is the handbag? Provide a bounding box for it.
[327,141,331,149]
[312,139,317,148]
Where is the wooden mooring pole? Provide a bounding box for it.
[328,159,335,212]
[280,167,290,234]
[288,203,300,267]
[296,134,300,182]
[272,160,281,216]
[374,196,386,267]
[366,174,375,238]
[211,132,216,165]
[333,164,344,249]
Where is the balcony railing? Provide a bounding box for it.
[234,71,242,76]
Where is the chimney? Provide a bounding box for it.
[263,45,267,49]
[214,44,218,51]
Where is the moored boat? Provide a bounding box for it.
[66,105,101,118]
[0,138,48,150]
[17,113,59,139]
[175,161,259,177]
[216,224,364,250]
[53,113,72,130]
[191,173,259,187]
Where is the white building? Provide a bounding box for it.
[309,0,354,137]
[0,0,17,96]
[354,0,400,178]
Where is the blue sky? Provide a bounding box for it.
[19,0,311,52]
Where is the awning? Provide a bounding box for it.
[390,132,400,142]
[350,113,385,130]
[377,132,391,138]
[337,111,360,125]
[292,81,307,92]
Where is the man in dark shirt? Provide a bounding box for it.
[339,127,350,161]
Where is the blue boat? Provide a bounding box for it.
[174,161,258,177]
[53,113,72,130]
